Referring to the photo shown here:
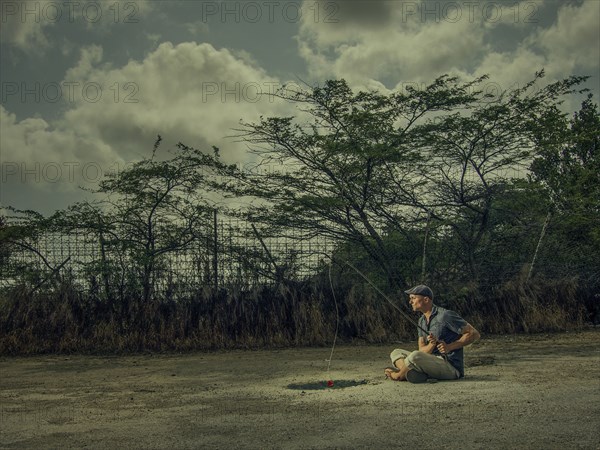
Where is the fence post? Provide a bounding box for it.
[213,209,218,290]
[526,210,552,284]
[421,210,432,283]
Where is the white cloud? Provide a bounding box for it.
[0,0,156,52]
[2,1,597,214]
[57,41,289,161]
[1,41,292,209]
[185,20,210,37]
[481,0,547,30]
[0,104,120,196]
[145,33,162,47]
[297,0,487,89]
[297,0,598,100]
[473,47,547,92]
[530,0,600,75]
[470,0,599,104]
[64,45,105,80]
[0,0,53,52]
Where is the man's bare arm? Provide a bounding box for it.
[419,335,437,354]
[438,323,480,353]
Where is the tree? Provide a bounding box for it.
[199,76,487,289]
[531,93,600,214]
[0,208,67,289]
[53,137,217,302]
[179,72,586,287]
[407,72,589,278]
[529,94,600,283]
[188,73,589,289]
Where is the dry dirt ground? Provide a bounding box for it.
[1,330,599,449]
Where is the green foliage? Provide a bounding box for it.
[44,137,218,303]
[2,73,598,355]
[189,72,592,289]
[529,94,600,287]
[531,94,600,213]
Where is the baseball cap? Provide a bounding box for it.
[404,284,434,299]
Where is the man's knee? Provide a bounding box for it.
[405,350,428,368]
[390,348,410,365]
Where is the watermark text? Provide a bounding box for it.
[1,81,139,104]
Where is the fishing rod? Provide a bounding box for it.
[344,260,432,337]
[321,253,434,339]
[320,253,446,385]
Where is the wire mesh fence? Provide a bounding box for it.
[1,208,597,297]
[0,215,336,294]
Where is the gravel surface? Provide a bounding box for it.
[1,330,599,449]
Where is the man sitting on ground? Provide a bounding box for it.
[385,285,480,383]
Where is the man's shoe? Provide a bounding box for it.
[406,370,428,384]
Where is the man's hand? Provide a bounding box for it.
[427,333,437,346]
[436,341,448,354]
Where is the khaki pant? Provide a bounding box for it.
[390,348,460,380]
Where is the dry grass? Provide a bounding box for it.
[0,275,591,355]
[464,276,585,334]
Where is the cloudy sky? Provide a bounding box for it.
[1,0,599,215]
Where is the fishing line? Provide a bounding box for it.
[342,258,450,362]
[325,259,339,375]
[321,253,444,376]
[341,260,431,336]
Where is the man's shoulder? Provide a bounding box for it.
[434,306,464,321]
[433,305,451,315]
